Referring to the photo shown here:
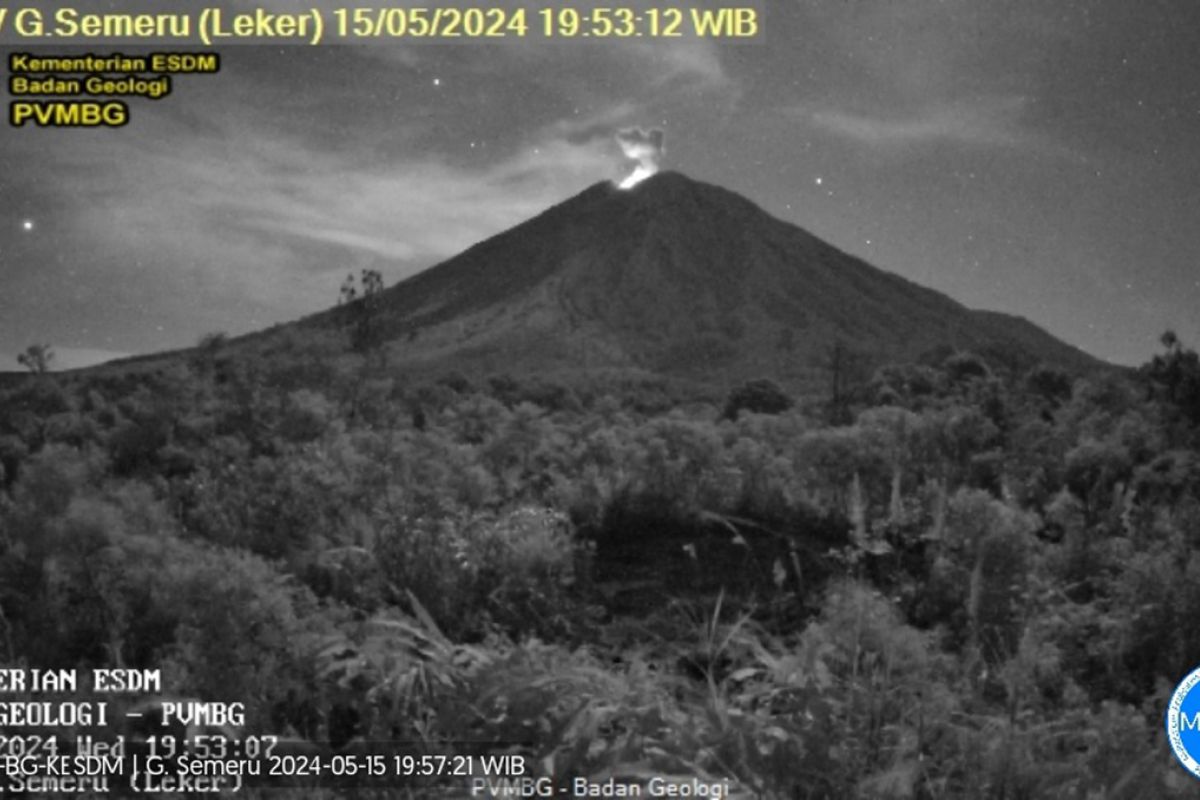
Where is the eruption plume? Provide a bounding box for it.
[616,127,665,190]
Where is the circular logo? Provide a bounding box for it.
[1167,667,1200,778]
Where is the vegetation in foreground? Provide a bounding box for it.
[2,329,1200,798]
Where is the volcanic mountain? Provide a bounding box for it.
[316,171,1098,382]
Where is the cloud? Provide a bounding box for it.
[805,96,1035,150]
[235,136,616,268]
[637,40,729,90]
[492,0,730,90]
[236,0,730,92]
[0,34,736,357]
[552,102,640,143]
[797,0,1068,101]
[3,96,619,355]
[788,1,1084,159]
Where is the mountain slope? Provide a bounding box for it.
[312,171,1101,381]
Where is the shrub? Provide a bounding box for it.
[722,378,793,420]
[376,506,586,640]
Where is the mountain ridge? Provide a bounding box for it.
[307,171,1101,381]
[50,171,1102,384]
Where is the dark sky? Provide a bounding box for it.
[3,0,1199,369]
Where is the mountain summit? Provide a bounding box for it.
[335,172,1097,380]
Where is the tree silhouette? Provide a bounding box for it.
[337,269,386,353]
[1143,329,1200,426]
[338,274,354,305]
[16,344,53,374]
[825,340,867,425]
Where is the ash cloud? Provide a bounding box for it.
[616,127,665,188]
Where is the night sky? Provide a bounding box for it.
[3,0,1199,370]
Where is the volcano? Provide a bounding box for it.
[318,172,1099,382]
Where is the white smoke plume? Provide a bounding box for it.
[616,127,665,189]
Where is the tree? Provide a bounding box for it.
[1025,365,1072,406]
[337,269,386,353]
[943,351,991,384]
[16,344,53,374]
[1142,329,1200,427]
[337,274,358,305]
[825,340,867,425]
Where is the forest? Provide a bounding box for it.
[2,326,1200,798]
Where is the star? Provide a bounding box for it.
[432,77,441,87]
[21,219,34,232]
[814,177,823,185]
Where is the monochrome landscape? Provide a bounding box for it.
[4,3,1200,797]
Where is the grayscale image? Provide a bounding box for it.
[2,1,1199,797]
